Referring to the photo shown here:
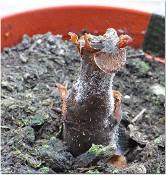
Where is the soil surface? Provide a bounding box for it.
[1,33,165,174]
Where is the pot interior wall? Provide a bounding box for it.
[2,6,151,49]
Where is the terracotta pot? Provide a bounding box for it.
[1,5,164,57]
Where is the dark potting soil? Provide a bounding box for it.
[1,33,165,174]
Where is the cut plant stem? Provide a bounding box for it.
[132,108,146,123]
[58,28,132,156]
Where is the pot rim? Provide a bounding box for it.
[1,5,151,48]
[1,4,165,59]
[1,0,165,18]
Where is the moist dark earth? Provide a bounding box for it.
[1,33,165,174]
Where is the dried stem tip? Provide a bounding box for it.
[118,35,133,49]
[68,28,132,73]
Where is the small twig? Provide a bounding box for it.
[77,166,98,173]
[127,53,144,58]
[132,108,146,123]
[1,125,10,129]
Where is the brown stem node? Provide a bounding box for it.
[68,32,79,45]
[118,35,133,48]
[83,33,92,49]
[113,90,122,122]
[56,84,68,114]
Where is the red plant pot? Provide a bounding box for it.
[1,5,164,57]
